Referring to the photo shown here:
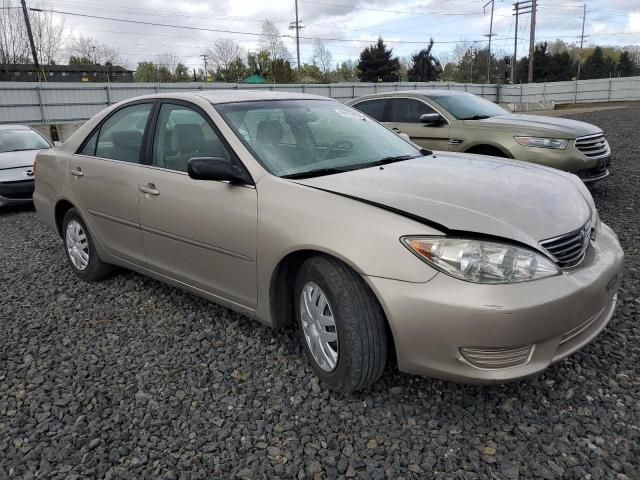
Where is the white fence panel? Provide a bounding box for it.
[1,77,640,124]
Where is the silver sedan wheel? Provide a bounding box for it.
[300,281,339,372]
[65,219,89,271]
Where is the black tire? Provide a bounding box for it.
[294,255,388,393]
[62,208,115,281]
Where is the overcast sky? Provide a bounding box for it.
[45,0,640,70]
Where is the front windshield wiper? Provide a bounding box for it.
[459,115,492,120]
[281,167,351,180]
[361,153,424,168]
[281,152,426,180]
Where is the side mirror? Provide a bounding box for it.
[420,113,443,126]
[398,132,411,142]
[53,141,62,147]
[187,157,252,185]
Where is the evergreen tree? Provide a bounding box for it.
[407,39,442,82]
[582,47,614,79]
[617,51,636,77]
[357,37,400,82]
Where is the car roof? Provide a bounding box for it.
[352,89,472,101]
[0,124,33,131]
[165,90,333,104]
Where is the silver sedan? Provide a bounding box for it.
[0,125,52,207]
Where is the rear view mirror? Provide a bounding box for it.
[420,113,444,125]
[187,157,252,185]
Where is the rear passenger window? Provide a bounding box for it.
[94,103,152,163]
[352,99,386,121]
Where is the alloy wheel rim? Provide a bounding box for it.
[65,219,89,271]
[300,281,339,372]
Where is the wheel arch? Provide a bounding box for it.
[268,249,397,361]
[54,199,76,237]
[464,143,513,158]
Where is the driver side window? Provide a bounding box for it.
[153,103,231,173]
[387,98,436,123]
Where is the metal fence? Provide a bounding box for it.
[1,76,639,124]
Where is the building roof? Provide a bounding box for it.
[242,74,268,84]
[5,64,133,73]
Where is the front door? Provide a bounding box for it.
[138,101,258,309]
[384,98,450,151]
[68,102,153,264]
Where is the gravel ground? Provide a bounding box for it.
[1,107,639,480]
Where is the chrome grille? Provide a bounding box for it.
[540,222,592,268]
[575,133,610,159]
[459,345,533,369]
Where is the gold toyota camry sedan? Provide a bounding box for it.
[34,91,623,392]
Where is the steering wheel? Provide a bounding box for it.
[325,139,354,160]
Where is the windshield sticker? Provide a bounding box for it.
[334,109,367,120]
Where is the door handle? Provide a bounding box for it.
[139,183,160,196]
[70,168,84,177]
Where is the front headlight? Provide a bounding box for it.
[514,136,568,149]
[402,237,560,284]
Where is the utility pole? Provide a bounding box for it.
[512,1,533,84]
[576,4,587,80]
[289,0,305,70]
[528,0,537,83]
[483,0,496,83]
[200,54,208,82]
[21,0,41,81]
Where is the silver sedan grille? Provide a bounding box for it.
[575,133,610,160]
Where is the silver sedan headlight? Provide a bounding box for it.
[514,136,568,149]
[402,237,560,284]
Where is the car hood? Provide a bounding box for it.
[473,113,601,137]
[0,149,43,170]
[294,153,593,249]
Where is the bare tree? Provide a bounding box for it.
[69,34,121,65]
[260,20,290,61]
[0,0,30,73]
[312,39,332,80]
[205,38,243,81]
[156,51,180,75]
[30,2,66,65]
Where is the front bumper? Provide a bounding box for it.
[508,144,610,183]
[0,179,35,207]
[365,223,624,383]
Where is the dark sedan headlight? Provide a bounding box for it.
[402,237,560,284]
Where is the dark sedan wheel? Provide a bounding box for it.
[62,208,114,281]
[295,255,388,393]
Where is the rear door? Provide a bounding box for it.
[137,101,258,309]
[384,98,450,151]
[69,101,153,264]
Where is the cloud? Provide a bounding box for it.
[48,0,640,70]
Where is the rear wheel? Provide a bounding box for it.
[294,255,388,392]
[62,208,115,281]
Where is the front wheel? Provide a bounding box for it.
[295,255,388,392]
[62,208,115,281]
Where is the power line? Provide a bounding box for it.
[298,0,512,17]
[40,8,496,45]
